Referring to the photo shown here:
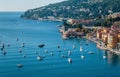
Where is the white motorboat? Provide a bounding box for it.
[37,56,43,61]
[68,58,72,63]
[103,55,107,59]
[81,55,85,59]
[17,64,23,68]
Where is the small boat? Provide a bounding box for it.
[38,44,45,48]
[16,38,19,42]
[1,47,4,51]
[68,58,72,63]
[23,55,26,58]
[85,43,88,46]
[7,43,10,47]
[81,55,85,59]
[73,44,76,49]
[103,55,107,59]
[80,47,83,52]
[61,55,68,58]
[37,56,43,61]
[88,51,95,54]
[68,51,71,56]
[17,64,23,68]
[18,50,22,53]
[3,51,7,55]
[1,44,5,49]
[44,49,48,53]
[50,52,54,56]
[57,45,60,48]
[21,45,24,47]
[21,43,25,47]
[58,50,61,53]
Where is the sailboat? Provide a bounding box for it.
[80,46,83,52]
[73,44,76,49]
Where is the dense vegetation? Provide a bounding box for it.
[21,0,120,20]
[94,17,120,27]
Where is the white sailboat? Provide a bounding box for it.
[80,46,83,52]
[73,44,76,49]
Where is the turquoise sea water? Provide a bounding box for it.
[0,12,120,77]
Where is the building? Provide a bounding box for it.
[97,28,103,39]
[102,33,108,44]
[107,32,118,48]
[97,24,120,49]
[97,28,110,41]
[67,19,75,24]
[107,12,120,19]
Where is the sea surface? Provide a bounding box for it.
[0,12,120,77]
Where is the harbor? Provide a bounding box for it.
[59,19,120,55]
[0,12,120,77]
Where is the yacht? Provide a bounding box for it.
[37,56,43,61]
[88,51,95,54]
[17,64,23,68]
[68,58,72,63]
[81,55,85,59]
[38,44,45,48]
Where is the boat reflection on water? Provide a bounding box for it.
[104,51,120,66]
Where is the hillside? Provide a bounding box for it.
[21,0,120,20]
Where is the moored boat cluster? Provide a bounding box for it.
[0,37,107,68]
